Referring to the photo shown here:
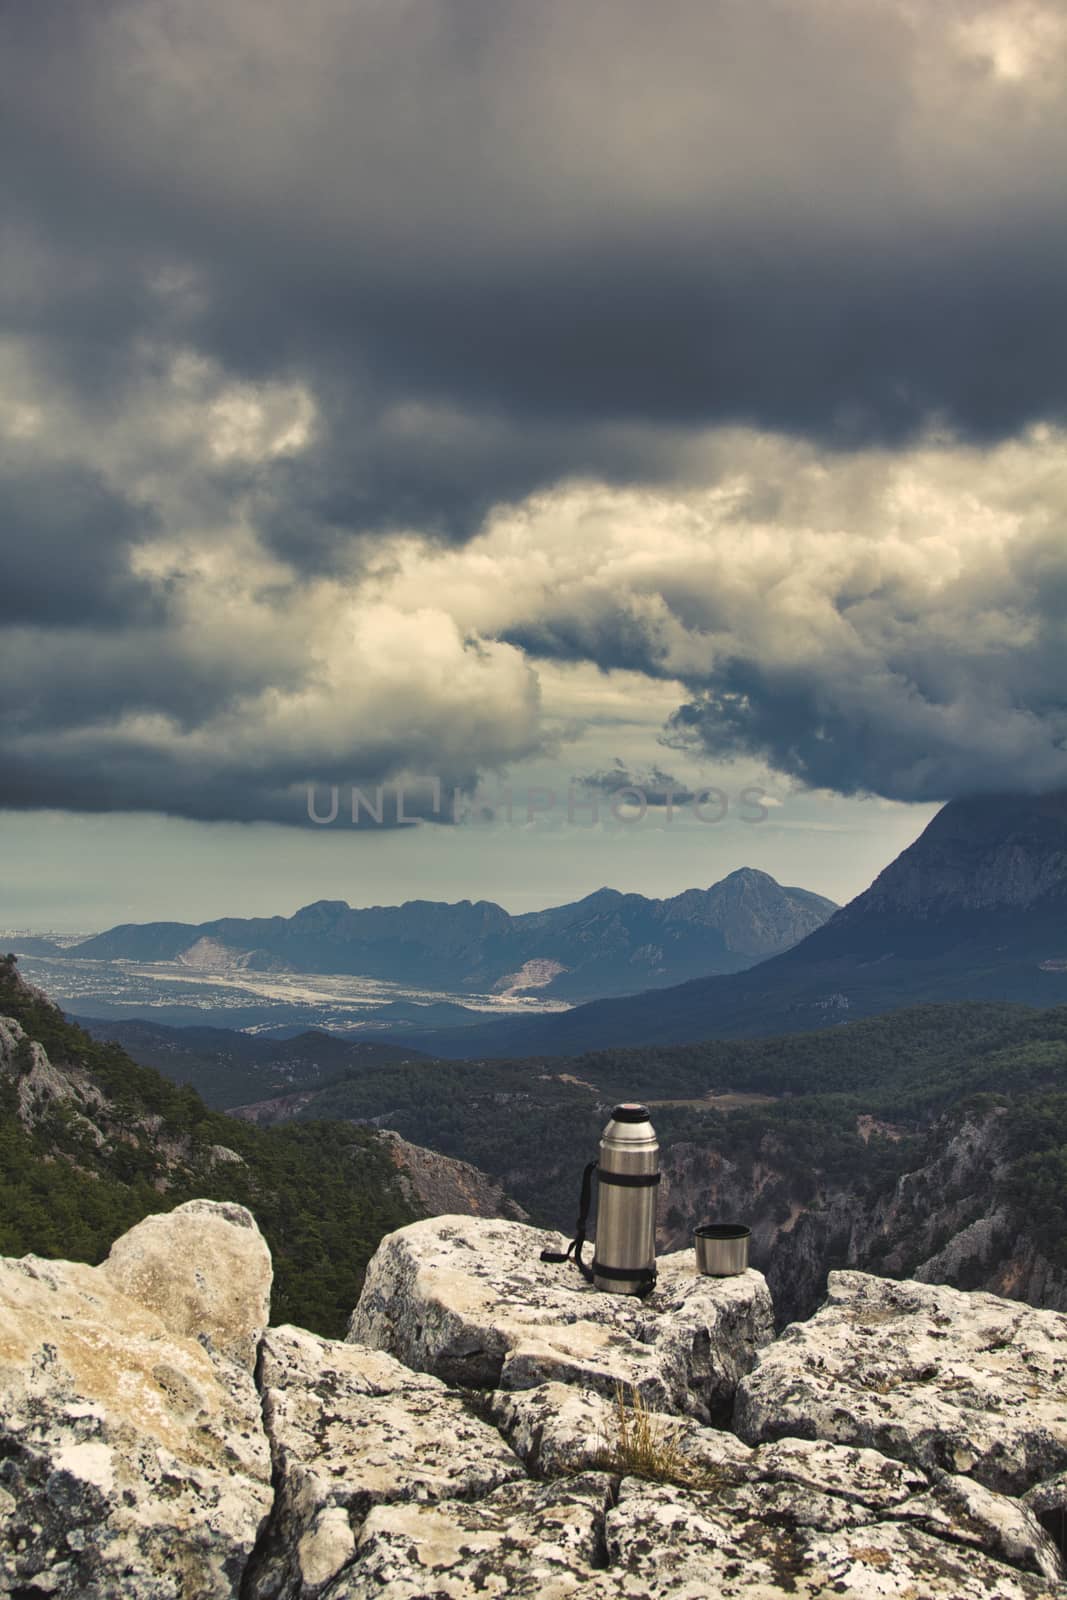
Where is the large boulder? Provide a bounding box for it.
[0,1243,271,1599]
[735,1270,1067,1494]
[244,1323,525,1599]
[100,1197,272,1372]
[348,1215,773,1421]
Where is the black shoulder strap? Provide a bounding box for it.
[540,1160,597,1282]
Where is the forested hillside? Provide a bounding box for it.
[0,955,416,1336]
[219,998,1067,1317]
[75,1014,429,1109]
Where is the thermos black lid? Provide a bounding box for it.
[611,1102,650,1122]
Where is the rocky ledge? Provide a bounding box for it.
[348,1214,774,1419]
[1,1206,1066,1598]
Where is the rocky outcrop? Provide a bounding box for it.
[347,1214,774,1420]
[491,1380,1061,1582]
[227,1091,325,1127]
[100,1197,273,1371]
[491,1378,755,1481]
[331,1473,614,1599]
[825,1106,1067,1314]
[735,1270,1067,1494]
[379,1131,529,1221]
[0,1011,106,1128]
[6,1210,1067,1598]
[0,1202,272,1599]
[594,1476,1060,1599]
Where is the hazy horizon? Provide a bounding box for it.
[2,790,936,933]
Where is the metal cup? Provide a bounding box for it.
[694,1223,750,1276]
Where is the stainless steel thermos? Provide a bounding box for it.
[541,1102,660,1296]
[592,1103,660,1295]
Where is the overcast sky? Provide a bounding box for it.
[3,0,1066,929]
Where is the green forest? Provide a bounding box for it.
[0,957,416,1336]
[287,1000,1067,1262]
[7,946,1067,1336]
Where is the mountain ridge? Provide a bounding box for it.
[393,791,1067,1056]
[59,868,838,1002]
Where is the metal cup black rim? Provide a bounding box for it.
[694,1223,750,1240]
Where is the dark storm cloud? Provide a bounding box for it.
[0,734,464,827]
[0,456,159,627]
[662,656,1067,805]
[0,624,299,735]
[2,0,1067,822]
[4,0,1067,560]
[501,614,668,676]
[247,397,698,565]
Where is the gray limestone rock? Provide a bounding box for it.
[7,1204,1067,1600]
[0,1250,271,1600]
[891,1471,1063,1582]
[491,1380,752,1482]
[734,1269,1067,1493]
[100,1197,272,1373]
[591,1476,1065,1599]
[315,1460,1065,1600]
[244,1323,525,1599]
[320,1473,614,1599]
[492,1380,1061,1584]
[348,1215,773,1421]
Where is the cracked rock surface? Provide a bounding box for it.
[243,1322,525,1599]
[492,1381,1062,1585]
[323,1473,615,1599]
[591,1476,1062,1599]
[735,1269,1067,1493]
[347,1214,774,1419]
[5,1211,1067,1597]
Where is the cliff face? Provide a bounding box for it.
[4,1206,1067,1599]
[379,1130,530,1222]
[656,1102,1067,1327]
[0,964,244,1191]
[831,790,1067,922]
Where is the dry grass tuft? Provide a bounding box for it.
[595,1382,726,1490]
